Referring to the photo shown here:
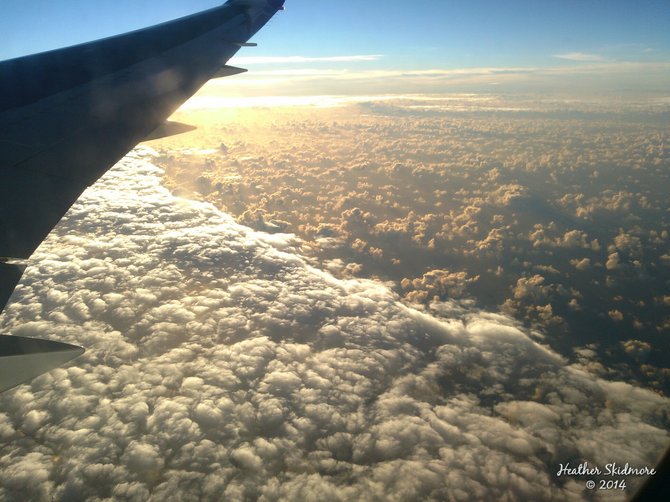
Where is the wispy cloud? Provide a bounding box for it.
[553,52,604,62]
[198,61,670,100]
[230,54,384,64]
[210,62,670,85]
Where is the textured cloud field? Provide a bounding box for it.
[157,96,670,394]
[155,94,670,396]
[0,149,668,501]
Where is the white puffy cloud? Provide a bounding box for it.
[0,149,667,501]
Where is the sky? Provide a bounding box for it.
[2,0,669,80]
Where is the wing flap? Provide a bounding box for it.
[0,336,84,393]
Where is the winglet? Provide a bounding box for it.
[0,335,85,393]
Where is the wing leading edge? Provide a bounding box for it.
[0,0,285,392]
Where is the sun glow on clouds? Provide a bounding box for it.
[179,94,476,110]
[0,148,667,500]
[178,93,535,112]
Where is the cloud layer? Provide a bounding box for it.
[161,96,670,395]
[0,149,667,501]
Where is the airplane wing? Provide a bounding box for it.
[0,0,286,392]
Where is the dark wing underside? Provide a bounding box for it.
[0,0,285,392]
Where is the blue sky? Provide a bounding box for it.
[2,0,669,95]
